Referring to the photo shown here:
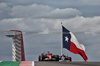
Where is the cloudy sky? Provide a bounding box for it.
[0,0,100,61]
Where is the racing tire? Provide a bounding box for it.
[38,56,41,61]
[69,57,72,61]
[54,55,59,61]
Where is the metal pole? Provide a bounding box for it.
[61,22,63,55]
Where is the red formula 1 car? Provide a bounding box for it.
[38,51,59,61]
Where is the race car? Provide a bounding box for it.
[59,54,72,62]
[38,51,59,61]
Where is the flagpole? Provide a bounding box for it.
[61,22,63,55]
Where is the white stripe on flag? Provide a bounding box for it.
[32,61,35,66]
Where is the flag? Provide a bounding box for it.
[62,26,88,61]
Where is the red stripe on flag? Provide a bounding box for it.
[70,42,88,61]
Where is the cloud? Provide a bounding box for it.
[62,16,100,33]
[0,3,11,19]
[0,16,100,34]
[10,4,81,19]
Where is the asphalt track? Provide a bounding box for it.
[35,62,100,66]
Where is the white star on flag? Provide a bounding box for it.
[65,36,68,42]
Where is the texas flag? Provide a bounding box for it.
[62,26,88,61]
